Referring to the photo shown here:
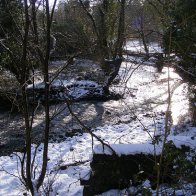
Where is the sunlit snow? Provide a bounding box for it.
[0,42,195,195]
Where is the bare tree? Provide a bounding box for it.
[79,0,126,92]
[0,0,57,194]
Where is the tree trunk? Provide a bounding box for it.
[37,0,57,190]
[114,0,125,58]
[103,58,122,94]
[21,0,34,194]
[140,16,149,58]
[103,0,125,93]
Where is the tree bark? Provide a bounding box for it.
[22,0,34,194]
[103,0,125,92]
[114,0,125,58]
[37,0,57,190]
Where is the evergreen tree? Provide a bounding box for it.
[163,0,196,75]
[0,0,21,37]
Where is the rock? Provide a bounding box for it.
[143,113,152,117]
[0,143,5,148]
[81,142,194,195]
[160,111,165,116]
[84,75,90,80]
[81,153,159,195]
[112,75,121,85]
[76,76,83,81]
[69,147,74,151]
[131,115,137,120]
[59,135,64,139]
[148,56,158,63]
[105,110,111,115]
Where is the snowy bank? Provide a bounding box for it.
[27,79,105,101]
[93,143,161,156]
[93,135,195,156]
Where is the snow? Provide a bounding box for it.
[118,63,189,125]
[167,136,196,149]
[27,79,99,90]
[125,39,162,53]
[27,79,103,100]
[0,41,196,195]
[93,143,162,156]
[0,156,24,195]
[93,135,195,156]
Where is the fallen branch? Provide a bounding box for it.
[65,100,117,155]
[59,160,89,170]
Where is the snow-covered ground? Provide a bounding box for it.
[125,39,162,54]
[0,54,196,195]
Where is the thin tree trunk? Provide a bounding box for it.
[22,0,34,194]
[37,0,57,190]
[99,0,110,63]
[104,0,125,92]
[114,0,125,58]
[140,14,149,57]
